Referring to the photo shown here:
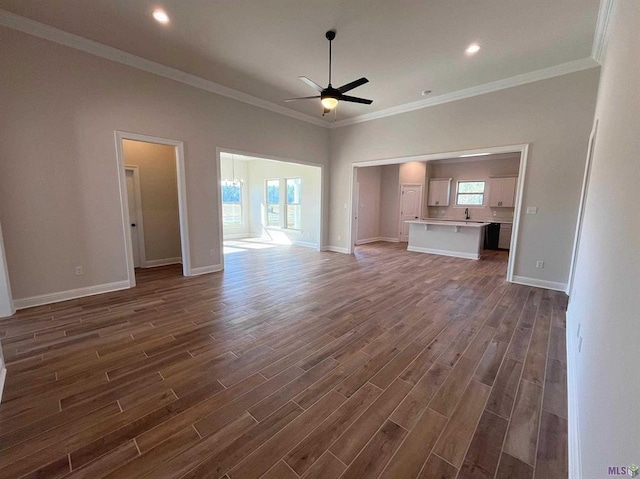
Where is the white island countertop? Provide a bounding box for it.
[405,220,489,259]
[406,220,490,228]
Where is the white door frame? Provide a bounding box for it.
[215,147,324,272]
[115,131,191,287]
[399,183,424,242]
[124,166,147,268]
[347,143,529,283]
[567,120,598,297]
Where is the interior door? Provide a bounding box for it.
[126,169,141,268]
[399,184,423,242]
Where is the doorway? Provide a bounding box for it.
[216,149,323,270]
[115,132,191,287]
[347,144,529,283]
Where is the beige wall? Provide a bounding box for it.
[355,166,382,242]
[0,27,329,300]
[379,165,400,239]
[123,140,181,263]
[330,68,600,288]
[427,156,521,222]
[566,2,640,476]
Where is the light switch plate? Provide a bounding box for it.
[526,207,538,214]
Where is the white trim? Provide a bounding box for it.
[355,237,400,245]
[346,143,528,285]
[0,10,600,131]
[511,275,567,292]
[190,264,223,276]
[124,166,147,267]
[13,281,130,310]
[321,246,349,254]
[0,221,15,318]
[566,318,582,479]
[142,257,182,268]
[0,365,6,404]
[330,58,599,128]
[567,121,598,297]
[591,0,615,64]
[407,246,480,260]
[115,131,192,283]
[0,10,326,129]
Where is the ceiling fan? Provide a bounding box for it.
[285,30,372,115]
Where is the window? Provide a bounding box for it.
[285,178,301,229]
[221,181,242,226]
[456,181,485,206]
[266,179,280,227]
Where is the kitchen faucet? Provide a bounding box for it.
[464,208,470,220]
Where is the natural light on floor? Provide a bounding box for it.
[223,238,284,255]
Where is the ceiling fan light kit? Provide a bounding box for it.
[285,29,372,116]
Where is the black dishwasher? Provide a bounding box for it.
[484,223,500,250]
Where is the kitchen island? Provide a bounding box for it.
[406,220,490,260]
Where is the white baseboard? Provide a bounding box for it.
[142,257,182,268]
[189,264,223,276]
[512,275,567,292]
[292,240,318,249]
[13,280,131,310]
[355,237,399,245]
[407,246,479,260]
[321,246,349,254]
[566,305,582,479]
[0,365,6,404]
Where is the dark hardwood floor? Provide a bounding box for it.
[0,241,568,478]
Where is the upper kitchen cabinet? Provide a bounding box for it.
[427,178,452,206]
[488,176,517,207]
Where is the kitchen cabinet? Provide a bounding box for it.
[427,178,451,206]
[488,177,517,207]
[498,223,513,250]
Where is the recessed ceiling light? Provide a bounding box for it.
[465,43,481,56]
[421,90,432,96]
[152,9,170,24]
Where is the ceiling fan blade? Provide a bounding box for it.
[284,96,320,102]
[338,77,369,93]
[299,76,324,92]
[339,94,373,105]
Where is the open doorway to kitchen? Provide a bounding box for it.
[216,150,323,270]
[348,145,528,283]
[115,132,191,288]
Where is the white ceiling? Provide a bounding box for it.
[0,0,602,124]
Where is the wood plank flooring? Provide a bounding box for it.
[0,241,568,478]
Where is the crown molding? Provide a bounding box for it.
[0,9,328,128]
[591,0,615,64]
[329,57,599,128]
[0,9,602,131]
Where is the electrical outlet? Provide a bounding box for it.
[526,207,538,214]
[75,266,84,276]
[536,260,544,269]
[337,235,341,241]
